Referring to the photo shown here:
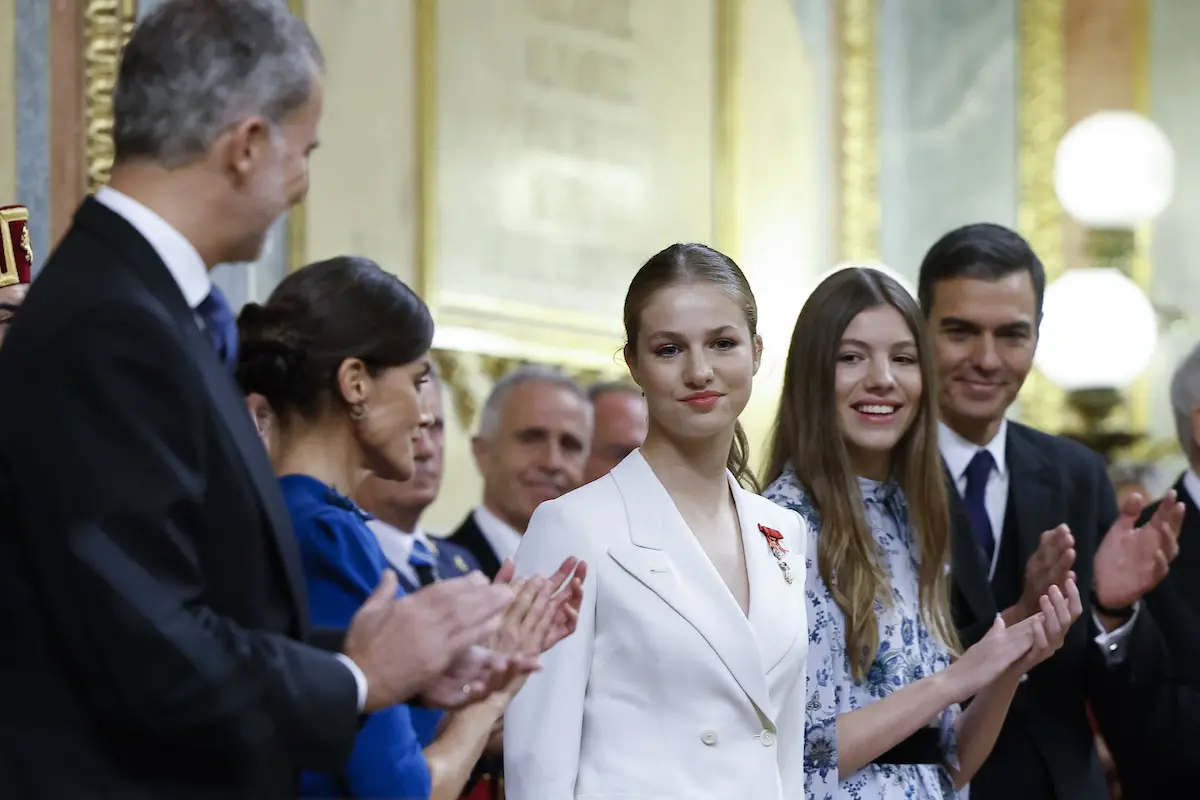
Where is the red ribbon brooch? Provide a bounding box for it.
[758,524,794,584]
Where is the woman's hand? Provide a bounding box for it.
[1008,578,1082,676]
[483,576,559,704]
[945,617,1034,703]
[495,557,588,654]
[945,577,1083,703]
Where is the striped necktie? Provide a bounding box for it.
[409,539,438,587]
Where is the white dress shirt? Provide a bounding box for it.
[95,188,368,711]
[473,504,524,565]
[367,518,439,586]
[938,420,1137,662]
[1183,469,1200,510]
[95,187,211,308]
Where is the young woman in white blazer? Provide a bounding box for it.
[503,243,809,799]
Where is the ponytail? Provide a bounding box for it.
[726,420,760,493]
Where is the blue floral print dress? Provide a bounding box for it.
[764,466,960,800]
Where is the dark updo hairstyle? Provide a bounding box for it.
[623,242,760,491]
[236,256,435,423]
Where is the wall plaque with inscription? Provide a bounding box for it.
[427,0,724,365]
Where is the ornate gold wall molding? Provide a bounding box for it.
[83,0,137,194]
[431,348,621,431]
[1015,0,1066,432]
[836,0,879,263]
[1127,0,1151,441]
[287,0,307,272]
[713,0,741,258]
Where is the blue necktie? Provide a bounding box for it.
[196,285,238,374]
[964,449,996,562]
[409,539,438,587]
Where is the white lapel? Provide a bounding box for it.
[607,452,774,719]
[733,481,804,682]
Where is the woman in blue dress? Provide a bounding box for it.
[762,267,1082,799]
[236,256,584,799]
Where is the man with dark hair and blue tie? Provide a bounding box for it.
[0,2,517,798]
[918,222,1184,800]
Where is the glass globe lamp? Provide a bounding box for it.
[1034,267,1158,392]
[1053,111,1174,228]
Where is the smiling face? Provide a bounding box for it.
[835,305,923,480]
[627,282,761,444]
[473,379,591,533]
[927,271,1039,444]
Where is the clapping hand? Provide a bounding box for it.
[496,556,588,653]
[946,579,1083,701]
[344,570,512,713]
[1008,578,1083,675]
[1016,524,1076,621]
[1095,490,1184,612]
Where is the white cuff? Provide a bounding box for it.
[334,653,368,712]
[1092,601,1141,667]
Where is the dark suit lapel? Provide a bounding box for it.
[1005,423,1060,585]
[450,516,502,579]
[74,198,312,629]
[944,463,996,625]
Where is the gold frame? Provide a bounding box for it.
[836,0,879,263]
[83,0,138,194]
[287,0,307,272]
[0,204,28,288]
[1127,0,1152,440]
[1014,0,1066,433]
[415,0,739,370]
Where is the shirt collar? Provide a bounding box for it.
[1183,469,1200,509]
[94,187,211,309]
[472,504,523,563]
[939,418,1009,481]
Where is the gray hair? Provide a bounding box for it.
[113,0,323,167]
[586,379,641,403]
[1170,340,1200,459]
[477,364,591,439]
[1108,461,1154,489]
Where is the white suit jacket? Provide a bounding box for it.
[504,450,809,800]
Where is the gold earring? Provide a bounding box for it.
[349,403,368,420]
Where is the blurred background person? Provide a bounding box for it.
[1108,462,1156,509]
[447,365,592,578]
[582,380,648,484]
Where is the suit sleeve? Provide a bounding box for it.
[503,499,597,800]
[16,305,358,771]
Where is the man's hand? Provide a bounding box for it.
[342,571,513,713]
[1095,490,1184,610]
[1010,524,1076,622]
[420,644,512,710]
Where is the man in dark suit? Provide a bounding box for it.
[0,2,513,798]
[448,364,592,578]
[918,223,1184,800]
[1093,343,1200,798]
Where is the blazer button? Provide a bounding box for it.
[760,730,776,747]
[700,730,718,746]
